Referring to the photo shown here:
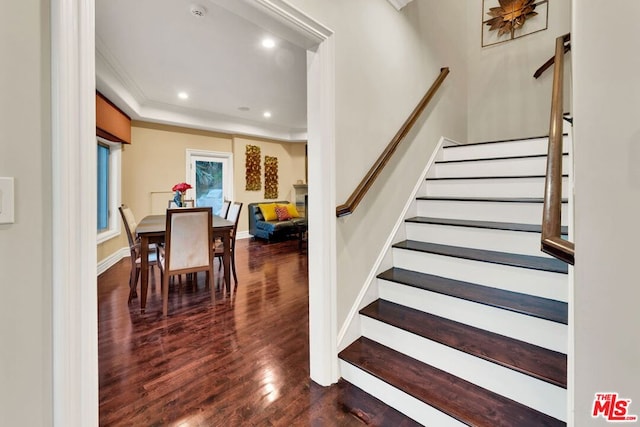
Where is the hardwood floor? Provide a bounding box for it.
[99,238,415,426]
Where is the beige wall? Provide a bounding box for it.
[97,230,127,262]
[98,122,230,261]
[466,0,571,142]
[287,0,469,328]
[97,122,306,263]
[0,0,52,424]
[572,1,640,424]
[232,136,306,233]
[122,121,232,225]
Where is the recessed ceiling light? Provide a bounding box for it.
[178,92,189,100]
[263,111,272,118]
[262,38,276,49]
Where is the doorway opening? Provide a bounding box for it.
[52,2,336,424]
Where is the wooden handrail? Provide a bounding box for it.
[336,67,450,217]
[541,35,574,264]
[534,33,570,79]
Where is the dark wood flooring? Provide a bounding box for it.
[99,238,414,426]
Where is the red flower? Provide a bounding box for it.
[172,182,192,193]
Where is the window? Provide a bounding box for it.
[97,137,121,243]
[97,143,110,231]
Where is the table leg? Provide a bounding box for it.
[140,236,149,313]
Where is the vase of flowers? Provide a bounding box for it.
[172,182,192,207]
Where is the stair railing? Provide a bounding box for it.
[534,33,570,79]
[336,67,450,217]
[541,34,574,264]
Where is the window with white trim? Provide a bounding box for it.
[97,137,121,243]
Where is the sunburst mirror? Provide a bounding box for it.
[482,0,548,47]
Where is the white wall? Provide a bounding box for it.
[466,0,571,142]
[572,1,640,425]
[287,0,468,331]
[0,0,53,425]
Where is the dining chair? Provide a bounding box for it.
[219,199,231,219]
[159,207,215,316]
[215,201,243,284]
[166,197,196,286]
[118,204,159,303]
[168,199,195,208]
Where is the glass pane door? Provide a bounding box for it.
[188,152,232,216]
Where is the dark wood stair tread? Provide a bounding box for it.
[378,267,568,324]
[405,216,569,235]
[339,337,565,427]
[435,152,569,164]
[360,300,566,388]
[393,240,569,273]
[417,196,568,203]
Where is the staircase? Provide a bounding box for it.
[338,136,571,426]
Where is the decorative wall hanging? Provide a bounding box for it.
[245,144,261,191]
[482,0,548,47]
[264,156,278,199]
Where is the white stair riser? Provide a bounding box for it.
[416,199,569,225]
[442,137,569,161]
[405,222,553,258]
[339,360,466,427]
[378,279,567,353]
[429,156,570,178]
[360,318,567,422]
[392,248,568,302]
[425,177,569,198]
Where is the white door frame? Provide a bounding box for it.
[51,0,336,425]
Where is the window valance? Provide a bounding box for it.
[96,92,131,144]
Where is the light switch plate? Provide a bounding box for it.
[0,177,15,224]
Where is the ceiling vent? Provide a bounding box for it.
[190,4,207,18]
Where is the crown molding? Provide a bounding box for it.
[95,46,308,142]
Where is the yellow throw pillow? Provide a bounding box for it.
[278,203,300,218]
[258,203,278,221]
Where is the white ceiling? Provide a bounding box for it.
[95,0,308,141]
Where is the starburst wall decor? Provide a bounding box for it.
[482,0,548,47]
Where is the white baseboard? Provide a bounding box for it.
[236,230,251,240]
[97,247,129,276]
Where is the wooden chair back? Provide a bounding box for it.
[119,204,138,249]
[219,200,231,219]
[226,202,243,233]
[161,208,214,315]
[215,202,243,284]
[168,199,195,208]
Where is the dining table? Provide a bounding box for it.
[135,213,235,313]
